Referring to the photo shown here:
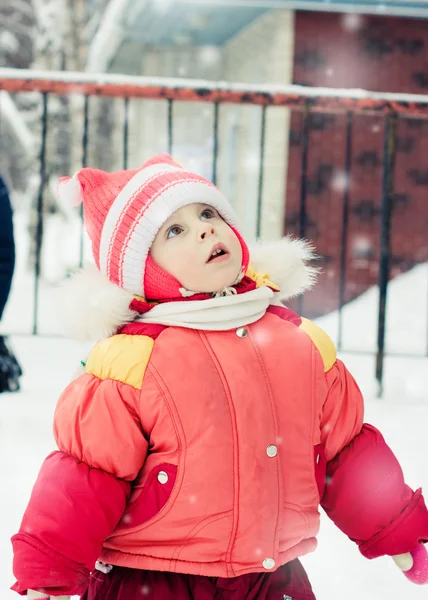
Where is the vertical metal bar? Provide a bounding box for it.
[338,112,353,351]
[123,96,129,169]
[167,99,173,155]
[299,107,310,239]
[376,114,397,395]
[297,106,310,314]
[81,95,89,168]
[33,93,49,335]
[256,105,267,240]
[79,94,89,269]
[427,260,428,356]
[212,102,219,185]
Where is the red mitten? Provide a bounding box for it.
[393,545,428,585]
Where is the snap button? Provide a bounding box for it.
[236,327,248,338]
[263,558,275,570]
[157,471,169,484]
[266,445,278,458]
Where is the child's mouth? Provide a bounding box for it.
[208,250,229,263]
[207,244,229,263]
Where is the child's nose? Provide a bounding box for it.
[198,223,215,240]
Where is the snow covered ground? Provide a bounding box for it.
[1,213,428,599]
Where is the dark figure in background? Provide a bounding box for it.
[0,176,22,392]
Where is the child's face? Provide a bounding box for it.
[150,203,243,294]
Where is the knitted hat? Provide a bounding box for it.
[58,154,250,300]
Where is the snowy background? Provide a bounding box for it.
[0,211,428,600]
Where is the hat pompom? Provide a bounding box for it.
[57,173,84,206]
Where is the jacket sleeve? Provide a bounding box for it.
[11,373,148,596]
[319,358,364,462]
[320,361,428,558]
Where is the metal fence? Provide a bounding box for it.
[1,68,428,389]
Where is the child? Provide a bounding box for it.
[12,155,428,600]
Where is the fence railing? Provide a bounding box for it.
[1,68,428,390]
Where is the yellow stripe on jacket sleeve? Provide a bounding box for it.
[299,318,336,372]
[85,334,154,389]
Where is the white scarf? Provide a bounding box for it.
[135,286,274,331]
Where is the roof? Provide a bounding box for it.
[87,0,428,74]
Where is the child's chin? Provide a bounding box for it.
[198,280,236,294]
[195,268,240,294]
[213,279,239,293]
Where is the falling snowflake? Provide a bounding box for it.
[341,13,365,33]
[244,153,260,171]
[198,45,222,67]
[331,171,349,193]
[0,31,19,53]
[352,235,374,260]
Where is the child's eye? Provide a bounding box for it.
[166,225,183,239]
[201,208,216,220]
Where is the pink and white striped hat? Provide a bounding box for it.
[58,154,250,300]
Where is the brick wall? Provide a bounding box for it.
[286,11,428,318]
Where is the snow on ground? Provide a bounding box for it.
[317,261,428,358]
[1,213,428,599]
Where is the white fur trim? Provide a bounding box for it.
[55,264,136,341]
[57,173,84,206]
[250,237,318,301]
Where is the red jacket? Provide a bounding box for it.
[11,302,428,596]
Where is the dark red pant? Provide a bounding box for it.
[82,559,316,600]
